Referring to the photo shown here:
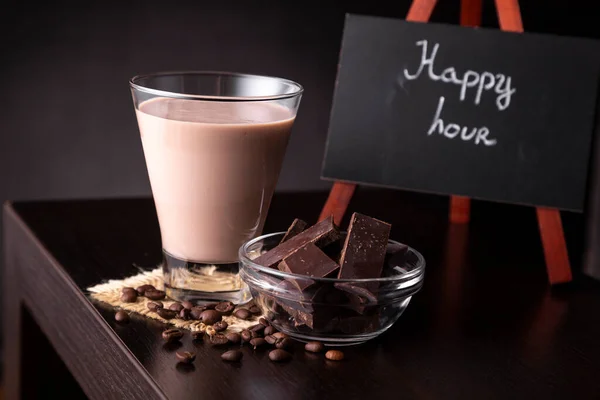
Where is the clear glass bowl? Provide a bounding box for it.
[239,232,425,346]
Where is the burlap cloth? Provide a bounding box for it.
[87,267,259,336]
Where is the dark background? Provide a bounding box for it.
[2,0,600,370]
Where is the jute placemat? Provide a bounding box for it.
[87,267,259,335]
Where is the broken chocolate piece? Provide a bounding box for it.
[336,213,390,292]
[278,243,339,291]
[254,216,340,269]
[280,218,308,243]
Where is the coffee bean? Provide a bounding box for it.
[136,284,155,296]
[233,308,251,320]
[272,332,288,339]
[240,330,252,343]
[156,308,177,320]
[122,287,137,295]
[264,326,276,336]
[249,338,267,349]
[191,331,204,341]
[209,333,229,346]
[179,308,191,320]
[250,330,260,339]
[269,349,292,362]
[213,321,228,332]
[275,337,293,350]
[205,302,219,310]
[259,318,270,326]
[180,300,193,309]
[248,305,261,315]
[221,350,243,362]
[147,301,163,312]
[215,301,235,315]
[264,335,277,345]
[249,324,265,334]
[190,307,205,320]
[225,332,241,344]
[325,350,344,361]
[162,328,184,343]
[200,310,222,325]
[169,302,184,312]
[145,289,166,300]
[304,341,324,353]
[176,351,196,364]
[120,291,138,303]
[115,310,129,322]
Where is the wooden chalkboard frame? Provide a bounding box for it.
[319,0,573,285]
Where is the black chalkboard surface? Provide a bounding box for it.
[321,14,600,212]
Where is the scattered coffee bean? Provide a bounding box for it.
[264,326,276,336]
[250,330,261,339]
[179,308,191,320]
[191,331,204,341]
[325,350,344,361]
[162,328,184,343]
[176,351,196,364]
[304,341,325,353]
[259,317,270,327]
[250,324,265,334]
[209,333,229,346]
[248,305,261,315]
[145,289,166,300]
[122,287,137,295]
[275,337,293,350]
[234,308,251,320]
[120,291,138,303]
[181,300,194,310]
[213,321,228,332]
[225,332,241,344]
[215,301,235,315]
[190,307,205,320]
[265,335,277,345]
[200,310,222,325]
[115,310,129,322]
[136,284,155,296]
[169,302,184,312]
[272,332,288,339]
[156,308,177,320]
[147,301,163,312]
[205,302,219,310]
[221,350,243,362]
[249,338,267,349]
[240,330,252,343]
[269,349,292,362]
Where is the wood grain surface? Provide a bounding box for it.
[4,190,600,399]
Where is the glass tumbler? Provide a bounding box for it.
[130,71,303,304]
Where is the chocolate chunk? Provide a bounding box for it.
[254,216,340,269]
[280,218,308,243]
[278,243,339,291]
[336,213,390,292]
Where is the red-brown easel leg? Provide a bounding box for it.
[448,0,482,224]
[319,182,356,225]
[320,0,439,226]
[496,0,572,284]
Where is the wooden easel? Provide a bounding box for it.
[319,0,573,285]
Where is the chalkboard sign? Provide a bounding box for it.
[321,14,600,212]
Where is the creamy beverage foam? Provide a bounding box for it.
[136,97,294,263]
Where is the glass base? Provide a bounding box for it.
[162,250,252,305]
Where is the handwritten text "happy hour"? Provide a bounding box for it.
[403,40,517,146]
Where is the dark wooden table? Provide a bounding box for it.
[4,189,600,399]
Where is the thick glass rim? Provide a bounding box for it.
[129,71,304,102]
[239,231,426,284]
